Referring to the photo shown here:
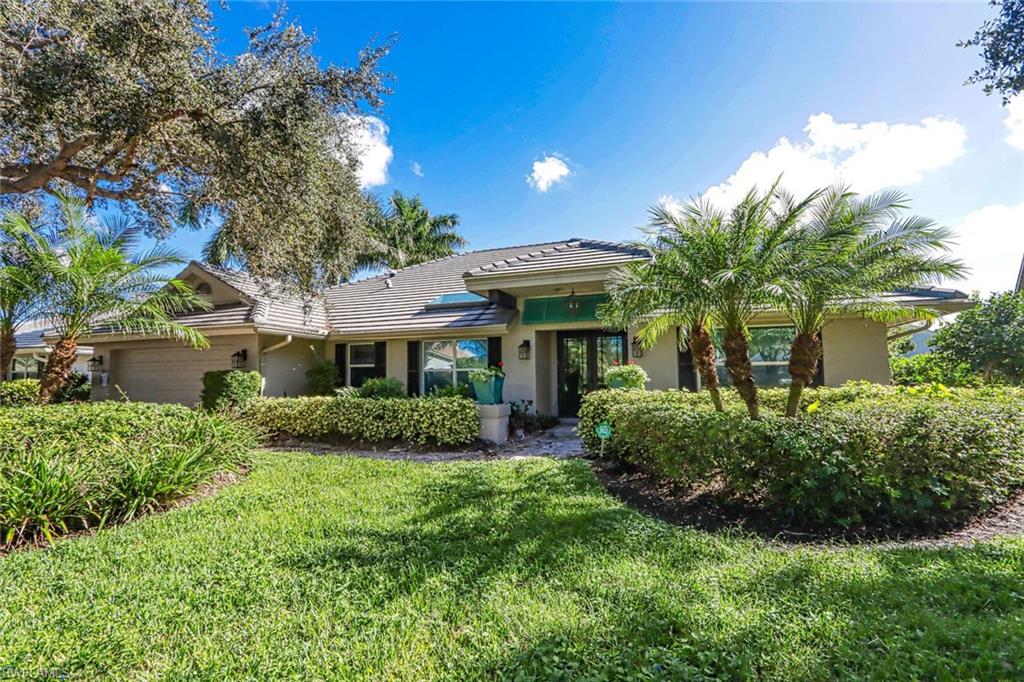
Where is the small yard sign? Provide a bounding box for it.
[595,421,613,440]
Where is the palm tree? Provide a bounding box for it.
[358,191,467,271]
[7,194,211,402]
[777,186,966,416]
[600,234,725,412]
[0,213,46,379]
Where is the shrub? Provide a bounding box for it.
[429,384,472,399]
[53,371,91,403]
[604,361,649,389]
[241,395,479,446]
[509,399,558,434]
[0,379,39,406]
[580,385,1024,527]
[200,370,262,411]
[0,402,255,548]
[359,376,406,399]
[305,357,339,395]
[891,353,980,387]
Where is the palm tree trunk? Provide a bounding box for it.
[688,323,724,412]
[0,330,15,381]
[785,331,822,417]
[38,338,78,403]
[723,328,759,419]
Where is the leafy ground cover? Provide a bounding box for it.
[1,453,1022,680]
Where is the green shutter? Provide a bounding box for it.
[521,294,608,325]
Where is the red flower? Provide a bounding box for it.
[497,361,504,367]
[612,360,620,366]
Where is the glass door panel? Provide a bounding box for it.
[594,334,625,389]
[558,335,589,418]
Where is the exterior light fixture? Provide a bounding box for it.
[87,355,103,372]
[518,340,531,360]
[630,338,644,359]
[566,289,580,316]
[231,349,248,369]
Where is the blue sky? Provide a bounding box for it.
[170,2,1023,294]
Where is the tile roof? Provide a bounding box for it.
[464,239,649,278]
[13,327,93,353]
[324,239,632,335]
[197,263,329,335]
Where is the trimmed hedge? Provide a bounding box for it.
[580,386,1024,527]
[0,402,256,547]
[200,370,262,410]
[0,379,39,406]
[240,395,479,446]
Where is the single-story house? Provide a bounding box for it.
[5,325,93,380]
[80,238,970,415]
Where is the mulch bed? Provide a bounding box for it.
[592,461,1024,549]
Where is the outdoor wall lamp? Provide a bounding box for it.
[87,355,103,372]
[630,338,644,359]
[231,349,248,369]
[518,340,531,360]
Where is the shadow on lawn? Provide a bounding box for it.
[279,460,1024,679]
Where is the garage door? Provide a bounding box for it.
[112,344,236,405]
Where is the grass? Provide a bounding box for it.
[1,452,1022,680]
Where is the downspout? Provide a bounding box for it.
[259,334,293,396]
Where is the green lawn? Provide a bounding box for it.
[1,453,1022,680]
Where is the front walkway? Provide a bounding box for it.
[266,420,585,463]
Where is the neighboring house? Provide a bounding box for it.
[79,239,970,415]
[1017,251,1024,293]
[5,324,93,380]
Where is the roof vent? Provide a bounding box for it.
[384,269,396,289]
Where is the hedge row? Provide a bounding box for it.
[240,395,480,446]
[200,370,262,411]
[0,379,39,406]
[580,386,1024,527]
[1,403,256,548]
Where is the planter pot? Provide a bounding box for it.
[472,375,504,405]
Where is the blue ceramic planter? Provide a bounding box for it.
[473,375,504,404]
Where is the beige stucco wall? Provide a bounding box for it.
[821,318,891,386]
[260,336,324,397]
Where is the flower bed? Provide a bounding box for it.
[240,395,480,446]
[580,385,1024,527]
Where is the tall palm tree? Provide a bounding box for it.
[777,186,966,416]
[0,213,46,379]
[7,194,211,402]
[358,191,467,271]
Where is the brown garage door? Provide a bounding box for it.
[112,344,236,405]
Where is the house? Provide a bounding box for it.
[5,323,93,380]
[80,239,970,415]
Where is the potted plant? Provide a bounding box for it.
[469,362,505,404]
[605,360,649,389]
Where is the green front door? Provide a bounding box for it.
[557,330,626,417]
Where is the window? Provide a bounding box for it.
[348,343,380,387]
[711,326,795,388]
[10,356,41,380]
[422,339,487,395]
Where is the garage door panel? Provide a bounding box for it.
[113,344,236,405]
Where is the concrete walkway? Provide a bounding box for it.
[265,420,586,463]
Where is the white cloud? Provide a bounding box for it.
[684,113,967,210]
[527,154,571,192]
[345,115,393,189]
[1004,96,1024,151]
[950,201,1024,295]
[410,161,423,177]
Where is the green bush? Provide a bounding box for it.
[580,385,1024,527]
[305,357,339,395]
[0,402,256,547]
[241,395,479,446]
[359,376,406,399]
[0,379,39,406]
[200,370,262,410]
[429,384,472,399]
[53,371,91,403]
[891,353,980,387]
[604,362,650,389]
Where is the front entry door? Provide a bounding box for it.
[557,330,627,417]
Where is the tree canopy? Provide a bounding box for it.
[1,0,393,291]
[930,291,1024,383]
[356,191,467,272]
[960,0,1024,103]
